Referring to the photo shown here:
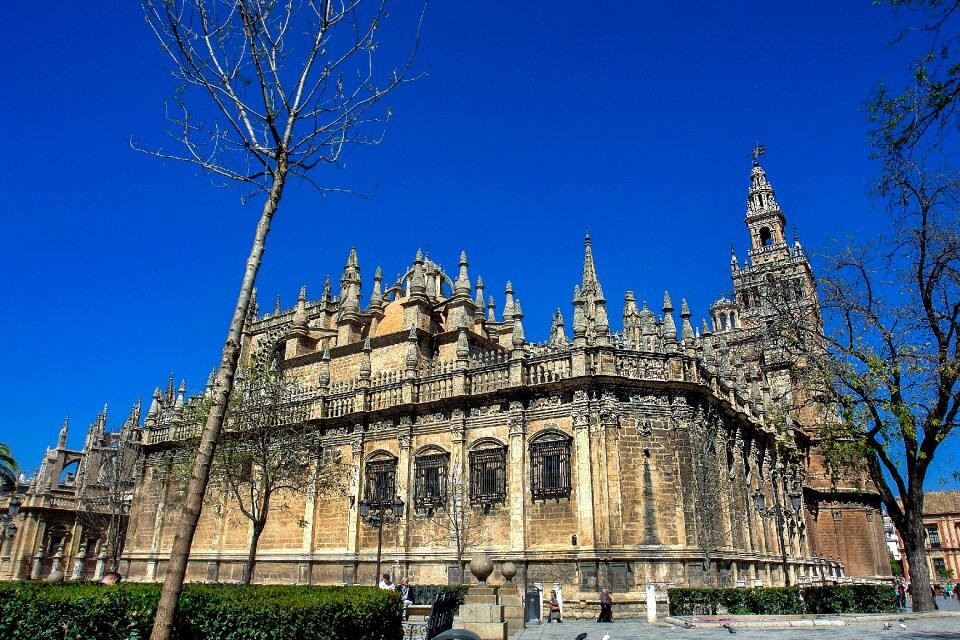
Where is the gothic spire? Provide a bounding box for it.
[321,276,332,304]
[57,416,69,449]
[581,231,602,296]
[370,266,383,307]
[512,300,525,349]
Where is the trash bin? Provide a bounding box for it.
[524,586,541,624]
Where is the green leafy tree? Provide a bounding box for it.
[135,2,426,637]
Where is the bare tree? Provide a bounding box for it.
[135,2,425,637]
[207,367,346,585]
[425,468,489,584]
[76,430,142,573]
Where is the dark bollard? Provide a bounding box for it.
[433,630,481,640]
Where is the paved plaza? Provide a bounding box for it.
[516,617,960,640]
[515,597,960,640]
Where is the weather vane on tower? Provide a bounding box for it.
[751,142,766,166]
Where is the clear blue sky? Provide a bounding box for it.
[2,2,956,488]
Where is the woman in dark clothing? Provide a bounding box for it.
[598,588,613,622]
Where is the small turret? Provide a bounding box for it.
[57,416,69,449]
[487,295,497,322]
[145,387,161,426]
[370,266,384,308]
[456,327,470,362]
[550,308,568,345]
[680,298,695,347]
[406,325,420,372]
[572,285,587,346]
[274,295,281,315]
[359,338,372,381]
[410,249,427,299]
[474,276,485,310]
[321,276,332,304]
[512,300,526,350]
[454,251,471,297]
[175,380,186,412]
[503,281,516,322]
[291,285,309,333]
[318,347,331,388]
[205,368,217,396]
[662,291,677,349]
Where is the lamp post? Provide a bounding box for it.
[1,495,21,555]
[358,495,404,585]
[753,481,802,586]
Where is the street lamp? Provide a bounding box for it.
[358,495,404,585]
[753,484,802,587]
[1,495,20,553]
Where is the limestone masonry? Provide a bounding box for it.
[3,156,891,595]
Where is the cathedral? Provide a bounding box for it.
[3,155,891,596]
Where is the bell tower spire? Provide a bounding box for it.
[744,144,788,260]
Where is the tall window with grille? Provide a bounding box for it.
[927,525,942,548]
[469,446,507,507]
[530,433,572,501]
[414,452,449,512]
[364,457,397,507]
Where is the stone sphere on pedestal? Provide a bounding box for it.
[469,554,494,583]
[500,561,517,583]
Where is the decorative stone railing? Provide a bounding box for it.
[143,345,761,445]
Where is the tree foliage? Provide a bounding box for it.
[775,0,960,612]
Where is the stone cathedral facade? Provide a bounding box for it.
[113,158,891,593]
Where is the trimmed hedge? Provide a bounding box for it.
[668,584,896,616]
[0,582,403,640]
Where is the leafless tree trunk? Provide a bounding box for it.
[426,468,488,584]
[136,2,425,637]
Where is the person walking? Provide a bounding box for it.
[598,588,614,623]
[547,590,562,623]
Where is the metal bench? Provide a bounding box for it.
[403,590,458,640]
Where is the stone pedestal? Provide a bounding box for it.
[459,586,507,640]
[497,584,524,638]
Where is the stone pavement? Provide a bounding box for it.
[515,617,960,639]
[514,596,960,640]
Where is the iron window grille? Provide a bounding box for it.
[530,435,572,501]
[470,447,507,507]
[364,458,397,508]
[414,453,449,512]
[927,526,941,548]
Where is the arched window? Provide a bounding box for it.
[529,431,573,501]
[414,449,449,512]
[469,441,506,507]
[759,227,773,247]
[364,454,397,506]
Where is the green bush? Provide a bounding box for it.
[0,582,402,640]
[668,584,896,617]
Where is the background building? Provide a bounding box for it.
[1,406,141,581]
[898,491,960,583]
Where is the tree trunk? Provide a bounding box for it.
[242,521,266,586]
[902,514,935,611]
[149,161,287,640]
